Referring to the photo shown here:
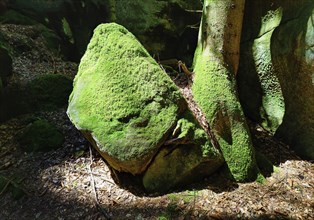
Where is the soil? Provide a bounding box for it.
[0,24,313,220]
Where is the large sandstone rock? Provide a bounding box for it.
[143,112,223,193]
[114,0,202,64]
[67,23,223,191]
[238,0,314,159]
[67,23,185,175]
[7,0,109,60]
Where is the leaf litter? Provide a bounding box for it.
[0,24,313,220]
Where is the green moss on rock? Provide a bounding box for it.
[143,111,224,193]
[67,23,184,175]
[18,119,64,152]
[250,8,285,133]
[115,0,202,63]
[27,74,72,111]
[239,0,314,160]
[272,5,314,160]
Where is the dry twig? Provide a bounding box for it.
[88,146,111,219]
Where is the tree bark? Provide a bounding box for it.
[192,0,260,181]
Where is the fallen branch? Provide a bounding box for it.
[88,146,111,219]
[71,170,115,185]
[0,179,11,196]
[0,149,10,159]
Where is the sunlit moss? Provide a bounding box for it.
[143,111,223,192]
[192,55,259,182]
[62,17,74,44]
[252,8,285,133]
[67,23,183,174]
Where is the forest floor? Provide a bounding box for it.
[0,24,313,220]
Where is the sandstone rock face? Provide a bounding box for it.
[7,0,109,60]
[238,0,314,159]
[67,23,223,192]
[143,112,223,193]
[115,0,202,64]
[7,0,202,63]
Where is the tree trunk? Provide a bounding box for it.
[192,0,260,181]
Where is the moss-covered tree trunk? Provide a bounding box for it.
[192,0,259,181]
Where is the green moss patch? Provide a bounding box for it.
[143,112,223,193]
[18,119,64,152]
[67,23,184,174]
[192,56,259,181]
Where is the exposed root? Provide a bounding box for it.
[160,60,221,151]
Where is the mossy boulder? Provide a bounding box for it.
[18,119,64,152]
[68,23,224,188]
[238,0,314,160]
[143,112,224,193]
[27,73,73,111]
[67,23,185,175]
